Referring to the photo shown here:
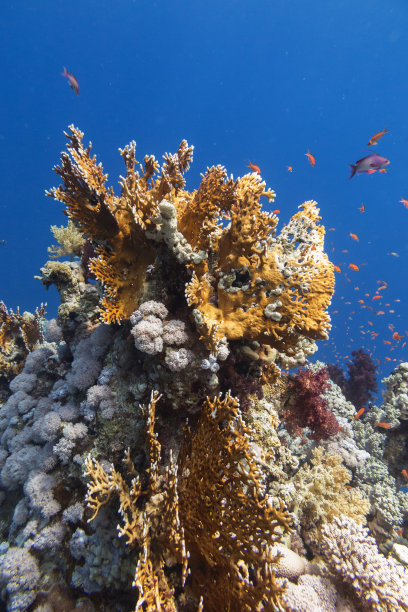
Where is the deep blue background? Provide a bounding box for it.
[1,0,407,391]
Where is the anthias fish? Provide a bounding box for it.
[368,128,388,146]
[348,153,389,179]
[62,67,80,95]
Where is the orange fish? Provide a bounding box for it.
[379,168,387,174]
[333,265,341,273]
[375,422,392,429]
[402,469,408,481]
[376,311,385,315]
[403,342,407,348]
[384,341,392,345]
[248,160,261,175]
[400,198,408,209]
[353,407,365,420]
[61,67,80,95]
[372,295,381,301]
[287,166,293,172]
[345,485,353,490]
[305,150,316,166]
[358,299,364,304]
[349,264,359,271]
[358,203,365,213]
[272,209,280,214]
[349,233,359,242]
[368,127,388,146]
[393,332,403,340]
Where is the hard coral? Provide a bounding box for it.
[283,368,340,441]
[85,392,292,611]
[48,126,334,369]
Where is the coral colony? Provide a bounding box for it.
[0,126,408,611]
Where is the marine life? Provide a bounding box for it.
[353,407,365,420]
[305,150,315,166]
[393,332,403,340]
[349,233,359,241]
[349,263,359,271]
[402,469,408,481]
[61,67,80,95]
[400,198,408,209]
[368,127,388,146]
[287,165,293,172]
[247,160,261,174]
[0,239,6,246]
[348,153,390,178]
[374,422,392,429]
[334,265,341,273]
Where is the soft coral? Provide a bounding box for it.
[283,368,340,442]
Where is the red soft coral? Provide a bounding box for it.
[283,368,340,442]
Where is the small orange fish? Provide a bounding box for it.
[384,341,392,345]
[368,128,388,146]
[379,168,387,174]
[400,198,408,209]
[62,67,80,95]
[248,160,261,175]
[402,469,408,481]
[358,299,364,304]
[375,422,392,429]
[403,342,407,348]
[393,332,403,340]
[372,295,381,301]
[345,485,353,490]
[329,227,336,231]
[305,150,316,166]
[376,311,385,315]
[349,233,359,242]
[385,357,392,361]
[272,209,280,214]
[287,166,293,172]
[358,203,365,213]
[349,264,359,271]
[353,407,365,420]
[333,265,341,273]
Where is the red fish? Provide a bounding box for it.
[368,128,388,146]
[358,203,365,213]
[375,422,392,429]
[247,160,261,175]
[62,67,80,95]
[349,233,359,242]
[305,150,316,166]
[400,198,408,209]
[349,263,359,271]
[348,153,389,179]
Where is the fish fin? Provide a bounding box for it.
[62,67,68,76]
[348,164,357,179]
[367,169,377,174]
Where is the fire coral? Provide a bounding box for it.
[47,126,334,370]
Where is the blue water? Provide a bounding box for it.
[1,0,407,385]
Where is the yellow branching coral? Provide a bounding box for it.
[48,126,334,366]
[85,391,188,611]
[85,391,292,611]
[0,301,46,381]
[178,392,292,611]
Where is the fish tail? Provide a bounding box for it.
[348,164,357,179]
[62,66,68,76]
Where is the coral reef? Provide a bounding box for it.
[1,127,408,611]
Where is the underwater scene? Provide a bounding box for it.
[1,1,408,610]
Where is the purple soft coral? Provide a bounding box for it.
[283,368,340,442]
